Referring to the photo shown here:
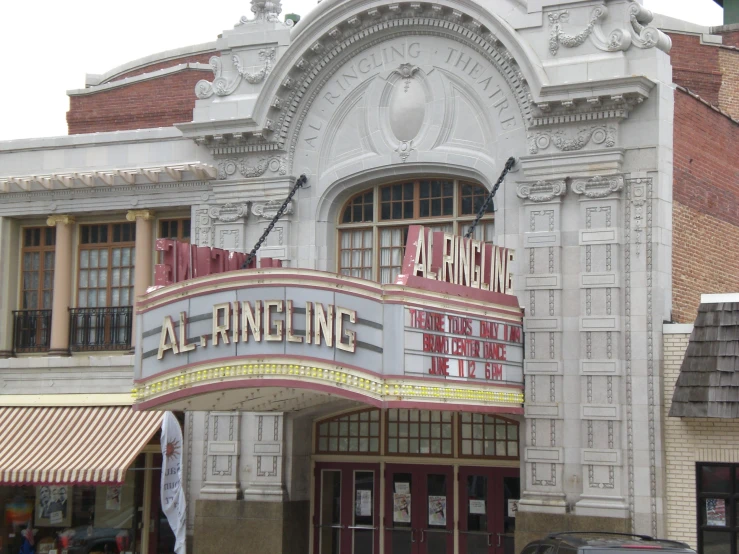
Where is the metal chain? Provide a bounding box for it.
[243,174,308,268]
[464,156,516,239]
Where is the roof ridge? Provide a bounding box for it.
[676,85,739,126]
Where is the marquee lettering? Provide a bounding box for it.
[401,225,515,294]
[157,301,358,359]
[407,307,522,382]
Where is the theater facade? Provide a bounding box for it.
[0,0,676,552]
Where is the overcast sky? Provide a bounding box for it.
[0,0,723,142]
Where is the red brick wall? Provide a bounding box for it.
[672,89,739,323]
[67,69,209,134]
[66,52,213,134]
[667,33,722,105]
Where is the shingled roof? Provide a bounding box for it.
[669,297,739,418]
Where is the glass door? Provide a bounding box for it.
[458,467,520,554]
[313,462,380,554]
[385,464,454,554]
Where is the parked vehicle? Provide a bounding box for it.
[520,532,696,554]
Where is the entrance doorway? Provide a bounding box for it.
[384,464,454,554]
[314,462,381,554]
[459,467,520,554]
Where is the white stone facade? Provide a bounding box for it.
[0,0,676,543]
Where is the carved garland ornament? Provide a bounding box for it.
[547,3,669,57]
[196,48,276,99]
[527,126,616,154]
[217,156,287,180]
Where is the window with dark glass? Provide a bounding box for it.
[159,218,191,242]
[337,179,495,284]
[21,227,56,310]
[697,463,739,554]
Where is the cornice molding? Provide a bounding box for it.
[0,162,217,194]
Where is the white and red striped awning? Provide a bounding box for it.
[0,406,163,485]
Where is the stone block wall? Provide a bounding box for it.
[663,325,739,547]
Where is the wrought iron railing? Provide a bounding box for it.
[69,307,133,352]
[12,310,52,353]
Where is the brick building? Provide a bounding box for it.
[0,0,735,553]
[656,6,739,554]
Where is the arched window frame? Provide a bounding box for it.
[315,408,382,455]
[457,413,520,460]
[336,178,495,284]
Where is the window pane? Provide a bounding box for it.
[701,466,732,494]
[702,530,730,554]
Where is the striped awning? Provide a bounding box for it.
[0,406,163,485]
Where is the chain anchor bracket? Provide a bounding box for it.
[464,157,516,239]
[242,173,308,269]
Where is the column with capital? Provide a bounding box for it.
[47,215,75,356]
[126,210,155,347]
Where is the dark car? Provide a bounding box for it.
[521,532,696,554]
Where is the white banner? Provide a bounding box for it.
[161,412,186,554]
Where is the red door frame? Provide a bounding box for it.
[458,466,520,554]
[313,461,381,554]
[384,463,455,554]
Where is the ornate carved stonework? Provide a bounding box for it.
[196,48,276,99]
[527,126,616,154]
[209,203,250,222]
[547,3,669,57]
[217,155,287,180]
[252,199,293,220]
[517,180,567,203]
[571,175,624,199]
[628,1,672,52]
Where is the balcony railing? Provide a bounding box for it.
[69,307,133,352]
[12,310,52,353]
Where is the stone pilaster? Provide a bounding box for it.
[200,411,241,500]
[47,215,75,356]
[571,175,629,518]
[191,203,250,251]
[517,179,567,514]
[126,209,155,345]
[242,412,287,502]
[0,217,15,357]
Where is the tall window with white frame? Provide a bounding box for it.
[337,179,495,284]
[70,222,136,351]
[13,227,56,353]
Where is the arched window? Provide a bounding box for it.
[316,408,381,454]
[458,413,519,459]
[337,179,495,284]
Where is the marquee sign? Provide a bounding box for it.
[133,226,523,413]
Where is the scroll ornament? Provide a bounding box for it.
[516,180,567,203]
[196,48,276,99]
[571,175,624,199]
[548,2,670,57]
